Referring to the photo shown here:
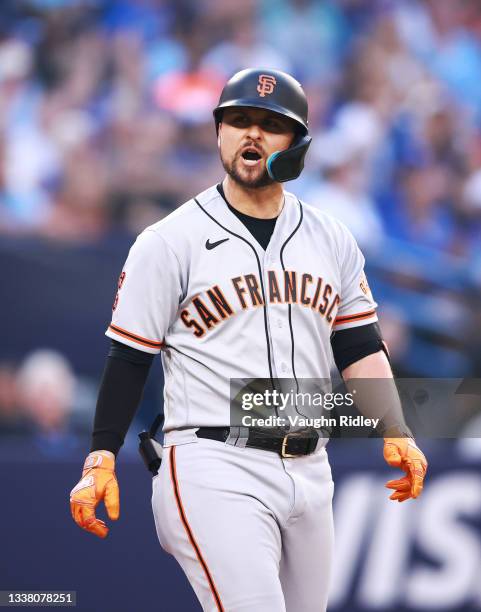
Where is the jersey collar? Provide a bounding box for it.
[194,184,302,257]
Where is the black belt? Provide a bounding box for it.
[196,427,319,458]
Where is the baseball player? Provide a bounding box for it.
[70,68,428,611]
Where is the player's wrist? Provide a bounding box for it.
[380,422,414,439]
[83,450,116,473]
[91,430,123,457]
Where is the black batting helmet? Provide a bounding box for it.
[213,68,312,183]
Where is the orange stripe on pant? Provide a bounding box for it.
[169,446,224,612]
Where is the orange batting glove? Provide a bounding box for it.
[383,436,428,502]
[70,450,119,538]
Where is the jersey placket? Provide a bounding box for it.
[263,209,295,382]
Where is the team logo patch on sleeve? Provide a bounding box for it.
[359,271,371,297]
[118,271,126,289]
[112,271,126,311]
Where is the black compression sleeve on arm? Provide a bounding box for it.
[90,340,154,455]
[331,322,386,374]
[108,339,155,365]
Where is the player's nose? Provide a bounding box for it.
[245,122,263,140]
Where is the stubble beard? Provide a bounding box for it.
[221,150,274,189]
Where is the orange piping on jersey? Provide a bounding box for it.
[169,447,225,612]
[108,324,163,349]
[333,309,377,326]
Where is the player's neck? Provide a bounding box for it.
[222,176,284,219]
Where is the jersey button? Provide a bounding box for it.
[281,363,288,373]
[277,319,283,328]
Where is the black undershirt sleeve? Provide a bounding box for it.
[90,340,154,456]
[331,322,387,374]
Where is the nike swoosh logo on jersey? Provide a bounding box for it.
[205,238,229,250]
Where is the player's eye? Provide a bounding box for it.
[226,113,249,126]
[263,119,285,132]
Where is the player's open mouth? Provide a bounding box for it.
[241,148,263,166]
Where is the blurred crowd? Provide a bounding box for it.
[0,350,84,456]
[0,347,153,457]
[1,0,481,445]
[1,0,481,250]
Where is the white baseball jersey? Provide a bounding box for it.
[106,184,377,434]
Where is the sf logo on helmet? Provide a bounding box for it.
[257,74,277,97]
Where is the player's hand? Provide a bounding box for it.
[70,450,119,538]
[383,437,427,502]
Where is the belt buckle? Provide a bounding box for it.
[281,434,298,458]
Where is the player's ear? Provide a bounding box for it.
[217,123,222,148]
[290,127,300,147]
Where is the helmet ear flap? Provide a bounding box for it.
[266,135,312,183]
